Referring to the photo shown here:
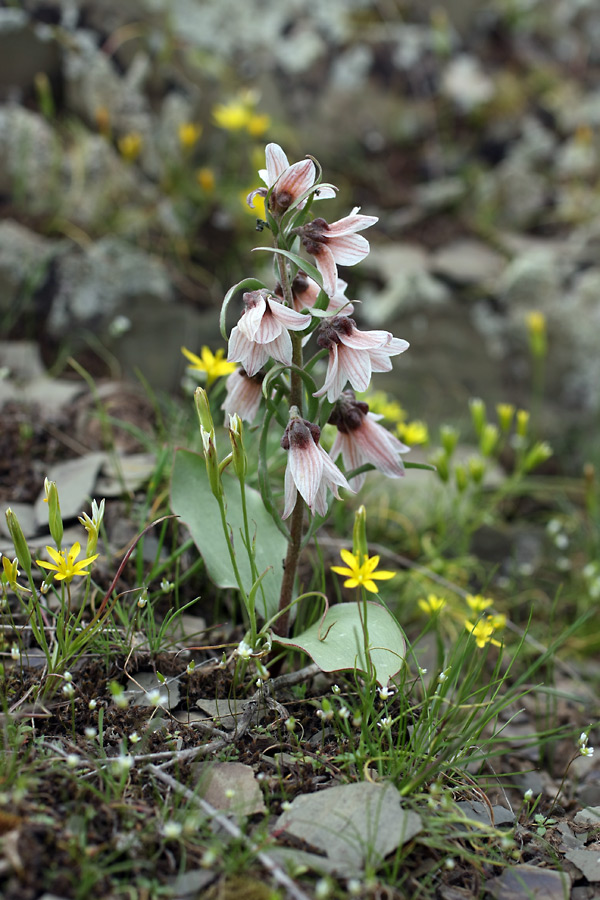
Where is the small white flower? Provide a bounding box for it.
[378,685,395,701]
[112,755,134,773]
[554,533,569,549]
[347,880,362,896]
[378,716,393,729]
[225,788,236,799]
[66,754,80,768]
[581,746,595,758]
[235,640,253,660]
[338,706,350,720]
[160,578,175,593]
[85,726,97,739]
[316,708,334,722]
[315,878,331,900]
[352,714,362,727]
[523,788,533,802]
[331,684,341,694]
[108,315,132,337]
[129,731,141,744]
[186,660,195,675]
[444,858,455,870]
[281,800,292,811]
[285,717,296,732]
[147,689,167,707]
[114,692,129,709]
[10,645,20,661]
[579,732,589,746]
[62,682,75,698]
[201,848,218,867]
[438,671,449,684]
[137,589,148,608]
[88,699,97,710]
[64,671,73,683]
[162,821,183,839]
[418,667,428,675]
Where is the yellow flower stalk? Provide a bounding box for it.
[37,542,99,584]
[182,346,236,387]
[331,549,396,594]
[465,616,502,649]
[213,102,251,131]
[465,593,493,615]
[178,122,202,150]
[418,594,447,615]
[397,420,429,446]
[118,132,143,161]
[196,167,215,192]
[246,113,270,137]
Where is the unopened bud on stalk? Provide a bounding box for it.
[440,424,459,458]
[201,427,223,498]
[496,403,515,433]
[469,398,487,438]
[44,478,63,550]
[468,457,486,485]
[5,508,32,579]
[523,441,552,472]
[352,505,368,566]
[430,449,449,483]
[228,414,247,479]
[526,310,547,359]
[516,409,530,438]
[454,464,468,493]
[480,423,499,457]
[194,387,215,434]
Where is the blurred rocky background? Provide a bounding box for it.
[1,0,600,464]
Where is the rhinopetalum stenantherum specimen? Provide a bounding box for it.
[220,143,410,635]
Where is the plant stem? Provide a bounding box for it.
[274,493,304,637]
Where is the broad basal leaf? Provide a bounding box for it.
[171,449,287,619]
[274,601,406,685]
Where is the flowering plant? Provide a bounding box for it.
[173,143,431,679]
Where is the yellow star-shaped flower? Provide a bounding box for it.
[331,549,396,594]
[465,617,502,649]
[37,542,99,584]
[181,346,236,387]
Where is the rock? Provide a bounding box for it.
[34,452,107,527]
[362,243,450,321]
[0,9,61,102]
[486,864,571,899]
[430,239,506,286]
[48,237,173,335]
[0,221,63,316]
[0,107,64,216]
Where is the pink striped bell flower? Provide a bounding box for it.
[248,143,336,214]
[221,369,264,424]
[328,391,409,490]
[280,409,353,519]
[313,316,409,403]
[298,207,378,297]
[227,289,309,377]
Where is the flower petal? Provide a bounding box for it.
[264,143,290,186]
[328,233,371,266]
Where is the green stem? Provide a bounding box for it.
[238,475,259,645]
[216,494,252,636]
[274,493,304,637]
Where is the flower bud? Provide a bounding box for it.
[5,508,32,579]
[454,463,468,493]
[352,505,369,566]
[516,409,530,438]
[469,398,487,438]
[526,310,547,359]
[523,441,552,472]
[194,387,215,434]
[468,457,486,485]
[430,449,449,483]
[44,478,63,550]
[440,425,459,458]
[480,423,499,457]
[228,414,247,479]
[201,427,223,498]
[496,403,515,433]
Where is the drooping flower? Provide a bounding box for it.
[331,548,396,593]
[313,316,409,403]
[298,208,378,297]
[249,143,336,215]
[221,368,264,423]
[36,541,99,583]
[182,346,236,387]
[328,391,409,490]
[275,270,353,315]
[227,290,308,377]
[280,410,352,519]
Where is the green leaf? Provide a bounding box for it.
[274,602,406,686]
[171,449,287,619]
[253,247,323,290]
[220,278,268,340]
